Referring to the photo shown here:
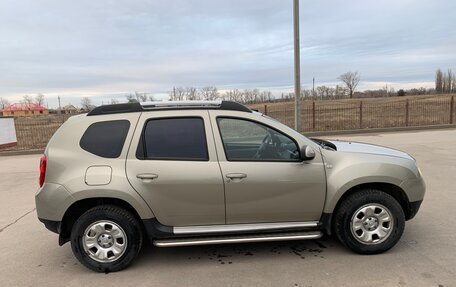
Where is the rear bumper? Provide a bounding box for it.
[39,218,61,234]
[35,182,74,221]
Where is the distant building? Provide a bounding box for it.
[58,104,78,115]
[79,105,97,113]
[0,103,49,117]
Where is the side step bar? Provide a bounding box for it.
[153,231,323,247]
[173,221,319,235]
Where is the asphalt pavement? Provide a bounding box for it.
[1,128,455,287]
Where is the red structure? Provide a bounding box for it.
[0,103,49,117]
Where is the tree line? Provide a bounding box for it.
[435,69,456,94]
[0,94,45,109]
[167,86,274,104]
[1,69,454,111]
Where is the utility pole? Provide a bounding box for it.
[58,96,61,115]
[293,0,301,131]
[312,77,315,98]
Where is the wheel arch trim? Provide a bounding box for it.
[328,181,413,222]
[58,197,153,246]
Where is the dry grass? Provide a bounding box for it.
[5,114,72,151]
[2,94,455,151]
[249,94,455,132]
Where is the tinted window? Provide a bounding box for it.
[141,117,208,161]
[217,118,300,161]
[80,120,130,158]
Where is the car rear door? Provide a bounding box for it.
[126,110,225,227]
[209,110,326,224]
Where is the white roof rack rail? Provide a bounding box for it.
[140,100,222,109]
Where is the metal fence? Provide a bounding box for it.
[251,95,455,133]
[1,95,455,152]
[4,114,74,151]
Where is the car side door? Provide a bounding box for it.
[126,110,225,227]
[209,110,326,224]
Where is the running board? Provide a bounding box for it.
[173,221,319,235]
[153,231,323,247]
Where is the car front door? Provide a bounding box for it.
[209,111,326,224]
[126,110,225,227]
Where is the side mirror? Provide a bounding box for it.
[300,145,315,161]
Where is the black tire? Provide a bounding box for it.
[334,189,405,254]
[70,205,143,272]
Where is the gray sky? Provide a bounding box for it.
[1,0,455,108]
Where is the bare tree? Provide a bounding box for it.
[135,91,148,102]
[316,86,337,99]
[243,89,260,103]
[452,74,456,94]
[169,87,186,101]
[81,97,93,111]
[243,89,254,103]
[199,86,219,100]
[436,69,444,93]
[258,90,273,102]
[148,95,155,101]
[126,94,137,103]
[338,71,361,98]
[22,95,33,106]
[0,97,10,109]
[110,99,119,104]
[335,85,347,99]
[225,89,244,102]
[447,69,454,93]
[184,87,199,100]
[35,94,45,106]
[301,89,312,100]
[222,90,237,102]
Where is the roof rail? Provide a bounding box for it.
[141,100,222,109]
[87,100,251,116]
[87,103,142,116]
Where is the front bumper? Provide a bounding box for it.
[400,175,426,203]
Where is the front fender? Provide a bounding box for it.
[322,150,418,214]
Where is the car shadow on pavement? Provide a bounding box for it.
[133,234,343,268]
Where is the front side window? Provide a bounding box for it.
[139,117,208,161]
[217,117,300,161]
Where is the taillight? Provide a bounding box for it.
[39,155,47,187]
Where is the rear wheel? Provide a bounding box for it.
[70,205,143,272]
[334,189,405,254]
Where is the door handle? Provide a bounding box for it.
[136,173,159,181]
[225,173,247,180]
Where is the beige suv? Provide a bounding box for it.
[36,101,425,272]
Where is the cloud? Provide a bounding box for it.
[0,0,455,107]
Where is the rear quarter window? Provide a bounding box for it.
[80,120,130,158]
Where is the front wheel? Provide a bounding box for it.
[70,205,143,272]
[334,189,405,254]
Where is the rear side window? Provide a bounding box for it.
[80,120,130,158]
[138,117,208,161]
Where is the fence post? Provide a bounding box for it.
[312,101,316,130]
[264,104,268,116]
[450,96,454,124]
[405,99,409,127]
[359,100,363,129]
